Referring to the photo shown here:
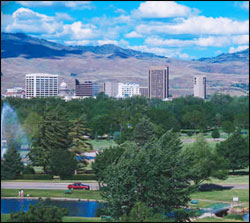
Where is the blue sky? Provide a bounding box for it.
[1,1,249,59]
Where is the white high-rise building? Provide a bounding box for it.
[193,75,206,99]
[103,81,118,97]
[117,83,140,98]
[25,73,58,98]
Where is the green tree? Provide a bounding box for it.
[100,130,194,220]
[216,130,249,172]
[182,110,206,133]
[183,134,228,186]
[22,112,43,140]
[222,121,235,137]
[120,202,166,222]
[92,144,126,181]
[28,105,71,173]
[9,198,68,222]
[133,117,155,147]
[47,149,77,178]
[211,128,220,140]
[69,115,92,154]
[1,144,24,180]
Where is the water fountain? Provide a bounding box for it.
[1,103,30,159]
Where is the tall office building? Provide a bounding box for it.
[117,83,140,98]
[193,75,206,99]
[139,87,149,98]
[148,66,169,99]
[25,73,58,99]
[103,81,118,97]
[75,79,99,97]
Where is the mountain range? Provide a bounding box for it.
[1,32,249,96]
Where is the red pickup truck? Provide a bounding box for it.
[67,183,90,190]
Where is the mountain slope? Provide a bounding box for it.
[1,32,165,59]
[196,48,249,63]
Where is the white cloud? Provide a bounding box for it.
[1,12,14,31]
[17,1,54,7]
[125,31,143,38]
[231,34,249,45]
[129,45,178,58]
[145,35,249,47]
[58,22,97,40]
[235,1,249,10]
[55,13,74,21]
[64,40,91,46]
[115,8,126,14]
[178,53,191,59]
[132,1,197,18]
[229,45,249,53]
[97,40,119,45]
[136,16,249,35]
[5,8,61,34]
[17,1,93,9]
[64,1,93,9]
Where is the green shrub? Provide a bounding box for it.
[62,174,97,181]
[22,165,35,174]
[17,174,53,180]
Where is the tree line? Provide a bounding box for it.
[2,93,249,140]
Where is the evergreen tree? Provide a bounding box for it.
[216,129,249,172]
[133,117,155,147]
[28,105,71,173]
[47,149,77,178]
[69,115,92,154]
[211,128,220,140]
[1,144,24,179]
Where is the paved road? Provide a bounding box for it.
[1,182,248,190]
[1,182,100,190]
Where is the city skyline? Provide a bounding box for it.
[1,1,249,59]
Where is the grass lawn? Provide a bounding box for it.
[2,179,98,183]
[205,175,249,185]
[189,200,218,208]
[87,139,117,151]
[191,189,249,203]
[1,214,103,222]
[63,217,103,222]
[194,217,243,222]
[1,189,102,201]
[1,214,10,223]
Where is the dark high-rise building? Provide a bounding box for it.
[139,87,148,98]
[75,79,99,97]
[148,66,169,99]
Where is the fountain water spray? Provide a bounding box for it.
[1,103,30,159]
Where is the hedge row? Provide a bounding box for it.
[16,174,97,181]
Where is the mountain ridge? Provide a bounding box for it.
[1,32,166,59]
[1,32,249,97]
[195,48,249,63]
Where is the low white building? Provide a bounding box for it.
[5,87,25,98]
[117,83,140,98]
